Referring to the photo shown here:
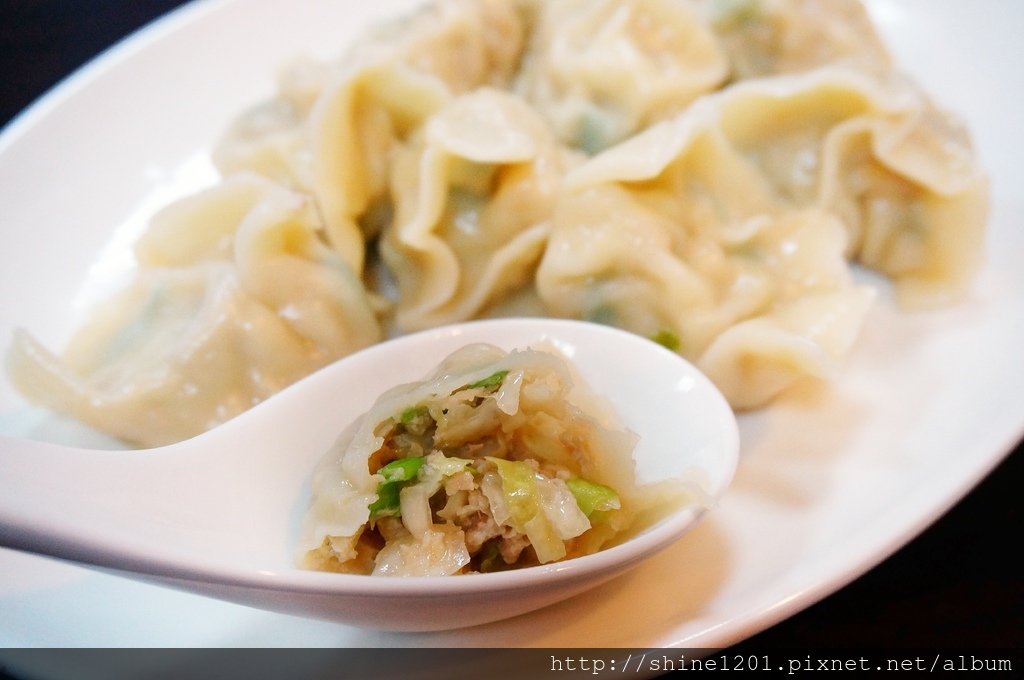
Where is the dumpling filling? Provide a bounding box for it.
[300,343,648,576]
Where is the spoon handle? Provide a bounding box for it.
[0,436,216,576]
[0,429,307,581]
[0,437,136,564]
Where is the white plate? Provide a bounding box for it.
[1,0,1022,650]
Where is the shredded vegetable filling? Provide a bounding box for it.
[300,343,648,576]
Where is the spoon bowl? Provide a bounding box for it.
[0,318,739,631]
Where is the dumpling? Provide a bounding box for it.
[538,183,874,408]
[697,284,875,408]
[514,0,892,155]
[565,69,988,307]
[309,0,529,274]
[539,68,985,407]
[7,174,381,446]
[211,0,529,275]
[516,0,729,153]
[213,58,332,194]
[300,343,665,576]
[693,0,892,80]
[814,91,990,307]
[380,88,577,331]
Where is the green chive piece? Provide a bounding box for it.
[378,456,425,483]
[399,405,429,425]
[368,456,426,519]
[368,482,402,519]
[466,370,509,391]
[585,304,617,326]
[651,329,681,352]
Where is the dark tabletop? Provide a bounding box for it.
[1,0,1020,659]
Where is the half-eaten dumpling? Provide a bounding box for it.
[300,343,677,576]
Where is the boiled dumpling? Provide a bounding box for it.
[694,0,892,80]
[538,182,874,408]
[517,0,728,153]
[310,0,529,274]
[301,343,671,575]
[566,69,988,308]
[539,68,985,407]
[380,88,577,331]
[212,58,332,194]
[8,175,380,446]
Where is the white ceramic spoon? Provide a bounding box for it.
[0,318,739,631]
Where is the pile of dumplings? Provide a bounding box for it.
[9,0,988,446]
